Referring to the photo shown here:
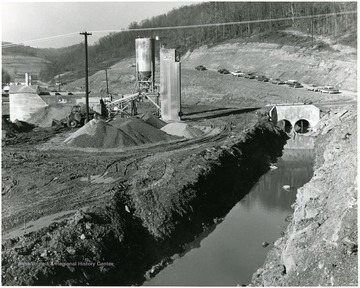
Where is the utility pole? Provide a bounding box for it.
[58,74,61,92]
[104,67,111,95]
[80,31,92,122]
[311,6,314,47]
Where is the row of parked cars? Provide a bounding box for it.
[194,65,340,94]
[305,84,340,94]
[230,70,340,94]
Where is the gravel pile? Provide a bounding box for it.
[64,119,137,148]
[110,117,178,144]
[64,117,179,149]
[160,122,203,139]
[137,112,166,129]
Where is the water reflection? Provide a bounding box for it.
[144,137,315,286]
[247,148,314,213]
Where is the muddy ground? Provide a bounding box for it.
[2,99,357,286]
[2,30,357,286]
[2,102,288,285]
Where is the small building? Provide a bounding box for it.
[2,85,10,96]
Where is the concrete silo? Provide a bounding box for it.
[135,38,155,92]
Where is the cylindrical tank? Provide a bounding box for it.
[135,38,155,81]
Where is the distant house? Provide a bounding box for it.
[2,85,10,96]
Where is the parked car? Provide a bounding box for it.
[270,78,286,85]
[320,86,340,94]
[306,84,324,92]
[218,68,230,74]
[244,73,256,79]
[195,65,207,71]
[314,86,324,92]
[306,84,319,91]
[231,70,245,77]
[293,83,303,88]
[256,75,270,82]
[286,80,300,87]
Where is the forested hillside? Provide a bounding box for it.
[2,1,357,84]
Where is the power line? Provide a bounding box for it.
[2,32,79,48]
[2,10,357,49]
[92,11,357,33]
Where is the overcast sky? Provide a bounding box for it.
[1,1,198,48]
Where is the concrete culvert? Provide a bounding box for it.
[294,119,310,133]
[277,119,292,133]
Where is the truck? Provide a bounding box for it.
[66,105,96,128]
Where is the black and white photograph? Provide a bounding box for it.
[1,1,357,286]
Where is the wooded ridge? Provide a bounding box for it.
[2,2,357,84]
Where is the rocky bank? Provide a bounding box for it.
[251,104,357,286]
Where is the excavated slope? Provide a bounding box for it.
[182,34,356,91]
[251,105,357,286]
[63,30,356,96]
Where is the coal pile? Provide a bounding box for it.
[64,117,179,149]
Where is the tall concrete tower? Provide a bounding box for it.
[160,48,181,122]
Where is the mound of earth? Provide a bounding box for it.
[110,116,179,144]
[27,104,73,127]
[64,117,179,149]
[2,118,36,138]
[137,112,166,129]
[161,122,203,139]
[64,119,137,148]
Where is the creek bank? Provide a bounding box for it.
[2,117,288,285]
[251,105,357,286]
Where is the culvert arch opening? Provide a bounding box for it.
[277,119,292,133]
[294,119,310,133]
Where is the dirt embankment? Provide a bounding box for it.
[251,104,357,286]
[62,29,356,101]
[2,54,50,80]
[1,116,288,286]
[182,30,357,92]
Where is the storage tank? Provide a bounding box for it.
[135,38,155,81]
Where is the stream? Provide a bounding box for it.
[144,136,315,286]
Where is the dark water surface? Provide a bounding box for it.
[145,138,315,286]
